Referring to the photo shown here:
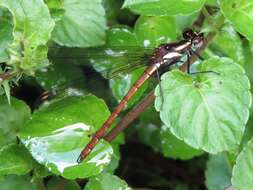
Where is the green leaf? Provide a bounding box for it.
[123,0,206,16]
[47,177,81,190]
[0,96,30,147]
[176,13,199,33]
[232,138,253,190]
[210,24,245,65]
[109,67,147,108]
[32,163,52,179]
[36,59,85,91]
[136,123,162,152]
[103,141,122,174]
[206,0,218,6]
[244,42,253,82]
[220,0,253,42]
[20,94,113,179]
[0,0,55,71]
[205,153,232,190]
[84,173,132,190]
[155,57,251,153]
[0,144,33,176]
[45,0,65,22]
[103,0,122,24]
[52,0,106,47]
[134,16,177,47]
[0,8,13,63]
[0,175,36,190]
[160,126,203,160]
[240,102,253,148]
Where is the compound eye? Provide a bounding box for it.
[165,44,171,50]
[183,28,194,39]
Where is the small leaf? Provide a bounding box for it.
[155,57,251,153]
[160,126,203,160]
[220,0,253,42]
[0,0,55,71]
[20,94,113,179]
[52,0,106,47]
[232,138,253,190]
[0,96,30,147]
[123,0,206,16]
[205,153,232,190]
[84,173,132,190]
[0,144,33,176]
[0,175,36,190]
[0,8,13,63]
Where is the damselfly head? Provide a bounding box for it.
[183,28,196,39]
[191,32,204,48]
[183,28,204,48]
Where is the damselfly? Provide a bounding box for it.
[76,29,204,162]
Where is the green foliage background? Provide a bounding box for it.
[0,0,253,189]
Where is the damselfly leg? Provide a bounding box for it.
[187,50,220,75]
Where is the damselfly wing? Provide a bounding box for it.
[35,45,157,108]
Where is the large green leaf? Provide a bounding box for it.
[0,144,33,176]
[160,126,203,160]
[0,0,55,71]
[84,173,132,190]
[20,94,113,179]
[205,153,232,190]
[52,0,106,47]
[0,175,36,190]
[155,57,251,153]
[232,138,253,190]
[220,0,253,42]
[0,96,30,147]
[123,0,206,16]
